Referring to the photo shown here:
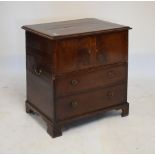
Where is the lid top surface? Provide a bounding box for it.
[22,18,131,39]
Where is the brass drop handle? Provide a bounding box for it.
[34,68,42,76]
[70,101,78,108]
[107,91,114,98]
[70,79,78,86]
[107,70,115,78]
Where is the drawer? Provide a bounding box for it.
[55,64,127,97]
[96,31,128,66]
[56,83,127,121]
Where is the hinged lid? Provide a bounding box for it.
[22,18,131,40]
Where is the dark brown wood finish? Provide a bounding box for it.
[55,36,95,74]
[56,83,127,121]
[22,18,131,138]
[55,63,127,97]
[95,31,128,66]
[22,18,131,39]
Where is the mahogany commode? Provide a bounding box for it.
[22,18,131,138]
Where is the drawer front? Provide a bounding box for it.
[96,31,128,66]
[56,84,127,121]
[55,64,127,97]
[55,36,95,74]
[26,53,52,81]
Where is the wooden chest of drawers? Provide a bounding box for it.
[22,18,131,138]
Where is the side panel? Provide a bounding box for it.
[26,32,55,120]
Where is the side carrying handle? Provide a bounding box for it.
[34,67,42,76]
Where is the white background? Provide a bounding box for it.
[0,1,155,153]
